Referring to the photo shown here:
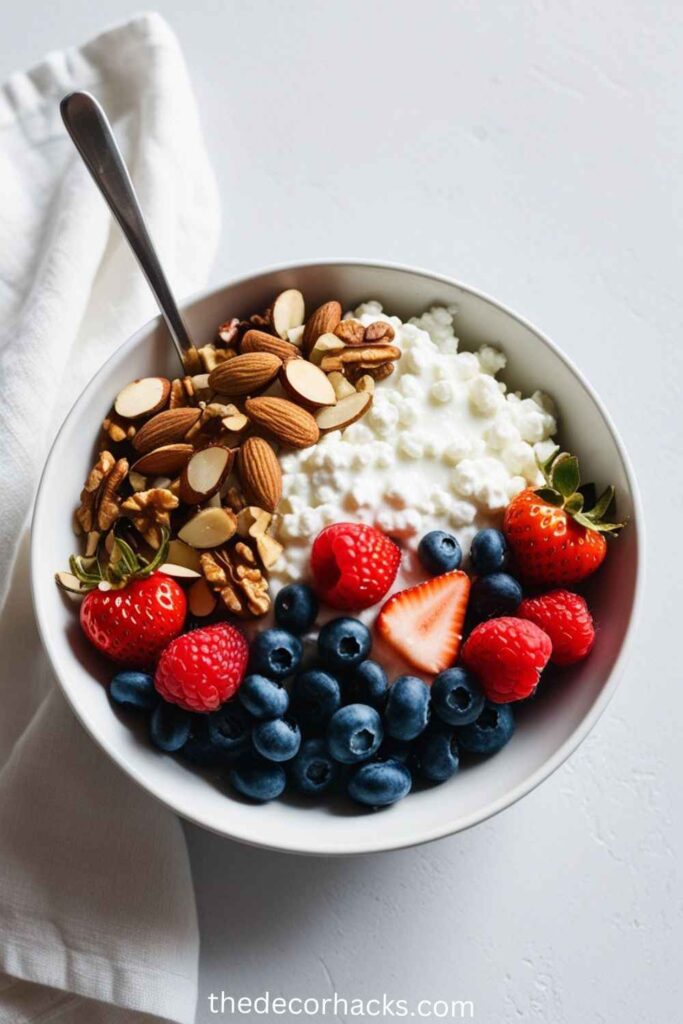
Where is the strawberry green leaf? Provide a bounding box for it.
[564,492,584,516]
[535,487,563,506]
[551,453,580,499]
[586,484,615,522]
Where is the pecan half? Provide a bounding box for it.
[364,321,395,343]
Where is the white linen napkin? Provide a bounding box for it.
[0,13,220,1023]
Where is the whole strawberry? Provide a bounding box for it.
[155,623,249,712]
[518,589,595,666]
[311,522,401,611]
[504,448,624,586]
[461,617,552,703]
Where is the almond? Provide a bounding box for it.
[131,443,194,475]
[303,300,342,355]
[315,391,373,433]
[178,507,238,548]
[159,563,202,580]
[328,371,357,400]
[166,539,202,572]
[280,359,337,409]
[132,407,201,454]
[237,436,282,512]
[271,289,305,339]
[334,320,365,345]
[240,329,301,362]
[244,396,320,449]
[188,578,218,617]
[114,377,170,419]
[208,352,281,396]
[309,333,345,365]
[179,445,235,505]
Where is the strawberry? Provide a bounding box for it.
[518,589,595,666]
[376,571,471,675]
[311,522,401,611]
[503,447,624,586]
[461,617,552,703]
[154,623,249,712]
[60,528,186,667]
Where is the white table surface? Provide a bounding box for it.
[2,2,681,1021]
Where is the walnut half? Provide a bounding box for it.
[121,488,179,548]
[200,542,270,618]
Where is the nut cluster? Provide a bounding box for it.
[65,288,402,619]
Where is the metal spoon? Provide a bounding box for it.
[60,91,196,369]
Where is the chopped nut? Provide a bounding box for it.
[182,347,203,374]
[169,378,193,409]
[355,374,375,394]
[200,542,270,618]
[364,321,395,343]
[237,506,272,539]
[129,469,147,492]
[85,531,101,557]
[328,371,357,400]
[224,486,246,512]
[220,404,249,433]
[197,344,237,373]
[334,319,366,345]
[217,318,240,346]
[121,488,179,548]
[256,532,283,570]
[102,412,136,443]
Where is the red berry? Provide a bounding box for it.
[311,522,401,611]
[518,589,595,666]
[154,622,249,712]
[461,617,552,703]
[80,573,186,668]
[376,571,471,675]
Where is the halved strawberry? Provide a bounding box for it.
[376,571,471,675]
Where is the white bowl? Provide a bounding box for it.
[31,261,643,855]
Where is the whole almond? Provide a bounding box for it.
[245,396,320,449]
[334,320,365,345]
[238,436,282,512]
[208,352,281,396]
[240,329,301,362]
[132,407,201,454]
[131,443,194,475]
[303,300,342,355]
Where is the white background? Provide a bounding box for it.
[2,2,681,1021]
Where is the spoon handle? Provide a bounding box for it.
[60,91,194,368]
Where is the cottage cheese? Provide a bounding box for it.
[271,302,557,594]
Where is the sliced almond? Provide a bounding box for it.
[190,373,211,393]
[131,443,194,476]
[240,329,301,362]
[271,289,305,339]
[303,300,342,355]
[222,407,249,433]
[355,374,375,394]
[287,325,305,347]
[256,533,284,570]
[85,531,100,557]
[238,436,282,512]
[167,539,203,572]
[132,407,201,454]
[55,571,87,595]
[188,578,218,617]
[114,377,170,420]
[245,397,320,449]
[179,445,235,505]
[328,371,357,400]
[129,469,147,492]
[208,352,281,397]
[315,390,373,433]
[159,563,202,580]
[309,333,345,366]
[280,359,337,409]
[178,507,238,549]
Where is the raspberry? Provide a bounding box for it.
[461,617,552,703]
[154,623,249,712]
[518,590,595,666]
[310,523,401,611]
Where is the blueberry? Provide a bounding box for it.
[418,530,463,575]
[289,738,339,796]
[470,572,523,620]
[431,666,485,726]
[207,702,252,758]
[415,728,460,783]
[229,757,286,801]
[384,675,430,741]
[110,671,157,712]
[348,758,412,807]
[181,718,229,768]
[457,701,515,755]
[149,702,192,752]
[274,583,319,634]
[318,617,371,673]
[249,628,302,680]
[238,674,289,720]
[346,660,389,709]
[291,670,341,728]
[327,704,383,764]
[378,736,413,764]
[470,528,507,575]
[252,717,301,762]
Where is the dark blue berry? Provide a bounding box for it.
[149,702,192,752]
[274,583,319,633]
[378,736,413,764]
[110,671,157,711]
[418,530,463,575]
[252,717,301,762]
[431,666,485,726]
[327,704,383,764]
[384,675,430,741]
[470,528,507,575]
[290,669,341,728]
[470,572,523,620]
[456,701,515,755]
[249,628,303,680]
[289,738,339,796]
[348,758,412,807]
[229,757,286,801]
[346,660,389,709]
[238,674,289,720]
[416,728,460,783]
[207,702,252,758]
[318,617,371,673]
[181,718,229,768]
